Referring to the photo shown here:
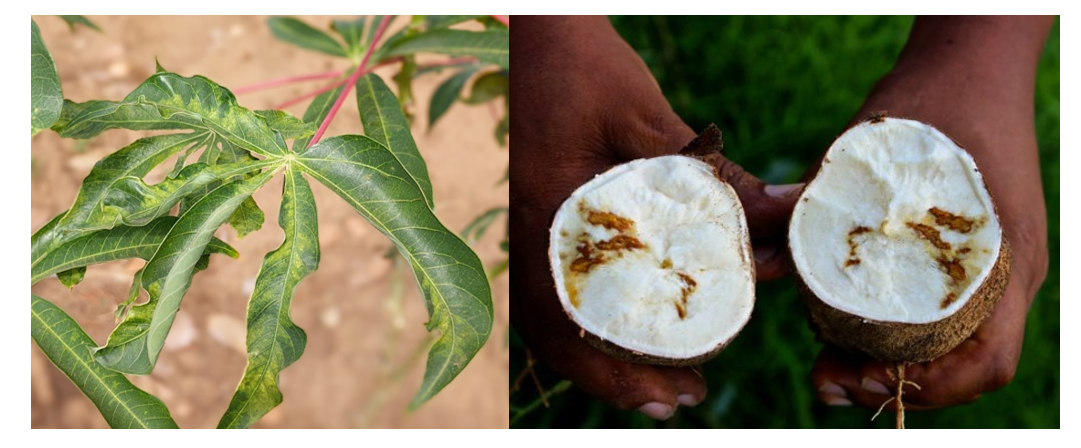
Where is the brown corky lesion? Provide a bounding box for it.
[674,272,697,320]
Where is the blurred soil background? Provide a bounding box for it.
[511,16,1058,428]
[31,15,508,428]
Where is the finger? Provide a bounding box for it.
[656,365,709,407]
[752,240,791,281]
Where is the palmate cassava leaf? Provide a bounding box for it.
[219,167,319,428]
[296,135,492,408]
[268,17,347,58]
[31,295,178,429]
[52,72,289,157]
[31,20,63,136]
[429,68,476,129]
[95,170,277,374]
[32,216,237,285]
[381,29,509,70]
[355,74,434,208]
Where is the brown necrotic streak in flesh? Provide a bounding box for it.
[674,272,697,320]
[845,226,872,267]
[586,211,634,232]
[906,222,951,250]
[928,207,976,233]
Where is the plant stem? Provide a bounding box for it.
[491,15,509,27]
[233,70,344,95]
[308,15,392,147]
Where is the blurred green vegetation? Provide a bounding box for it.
[510,16,1059,428]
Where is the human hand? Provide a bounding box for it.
[510,16,802,420]
[812,16,1054,410]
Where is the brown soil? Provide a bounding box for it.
[30,15,508,428]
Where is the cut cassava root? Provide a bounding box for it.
[789,116,1010,364]
[549,131,755,366]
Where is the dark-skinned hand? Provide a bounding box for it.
[510,16,803,420]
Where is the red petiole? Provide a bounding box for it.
[308,15,392,147]
[233,70,345,95]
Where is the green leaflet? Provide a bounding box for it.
[219,168,319,428]
[57,267,86,288]
[381,29,509,70]
[296,135,492,408]
[429,69,476,128]
[462,207,508,243]
[52,73,290,157]
[96,170,277,375]
[425,15,485,29]
[462,71,507,105]
[330,17,366,59]
[267,17,347,58]
[496,96,509,146]
[31,20,63,136]
[57,15,101,33]
[355,74,434,209]
[32,216,237,285]
[254,110,316,141]
[227,197,265,239]
[31,295,178,429]
[31,132,220,272]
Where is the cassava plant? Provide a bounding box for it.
[30,15,507,428]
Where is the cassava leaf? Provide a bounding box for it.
[31,295,178,429]
[53,73,290,157]
[254,110,316,141]
[219,168,319,428]
[32,20,63,136]
[425,15,485,30]
[57,267,86,288]
[267,17,347,58]
[32,216,236,285]
[95,170,277,375]
[57,15,101,33]
[462,207,507,243]
[429,68,476,129]
[296,135,492,408]
[462,71,507,105]
[381,29,509,70]
[32,132,209,271]
[330,17,365,58]
[355,74,433,208]
[227,196,264,239]
[393,57,417,124]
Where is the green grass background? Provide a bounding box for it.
[510,16,1060,429]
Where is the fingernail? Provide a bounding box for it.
[638,402,675,420]
[818,382,847,398]
[823,396,852,407]
[754,246,779,266]
[677,394,700,407]
[765,183,803,198]
[861,377,891,395]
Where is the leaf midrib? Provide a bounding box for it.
[295,161,464,393]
